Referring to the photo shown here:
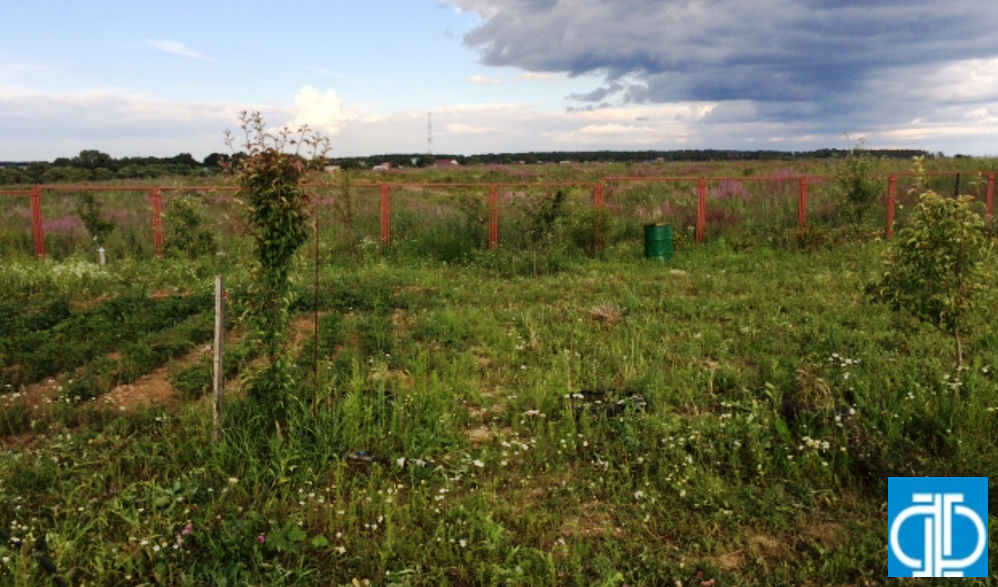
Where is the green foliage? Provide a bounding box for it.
[75,191,115,246]
[164,192,218,259]
[832,139,883,224]
[0,291,210,389]
[866,167,991,373]
[225,111,329,427]
[4,244,998,585]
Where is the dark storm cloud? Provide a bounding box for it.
[450,0,998,124]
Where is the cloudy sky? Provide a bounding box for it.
[3,0,998,161]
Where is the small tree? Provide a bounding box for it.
[866,160,990,378]
[225,111,329,431]
[75,191,115,247]
[832,138,883,224]
[164,192,217,259]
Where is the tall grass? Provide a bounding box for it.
[1,234,996,585]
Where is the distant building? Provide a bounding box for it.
[324,165,341,174]
[434,159,460,168]
[373,162,392,171]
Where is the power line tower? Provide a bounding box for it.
[427,112,433,157]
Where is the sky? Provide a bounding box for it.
[2,0,998,161]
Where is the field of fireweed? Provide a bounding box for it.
[0,226,996,586]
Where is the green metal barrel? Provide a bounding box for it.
[643,224,674,261]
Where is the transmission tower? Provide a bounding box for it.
[427,112,433,157]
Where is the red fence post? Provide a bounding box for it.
[30,185,46,258]
[593,182,605,251]
[798,177,809,232]
[379,184,391,244]
[488,185,499,250]
[886,174,897,240]
[987,172,995,221]
[696,179,707,243]
[150,188,165,258]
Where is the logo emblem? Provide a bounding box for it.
[888,477,989,577]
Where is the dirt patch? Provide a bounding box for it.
[102,365,178,412]
[806,522,845,549]
[466,426,493,444]
[290,314,319,349]
[714,550,744,572]
[4,378,63,413]
[748,532,784,556]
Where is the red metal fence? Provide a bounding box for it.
[1,172,994,258]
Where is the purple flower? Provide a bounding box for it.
[711,180,751,202]
[182,523,193,536]
[256,534,266,544]
[42,215,85,238]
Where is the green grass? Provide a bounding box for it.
[1,231,997,585]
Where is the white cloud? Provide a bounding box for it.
[548,123,664,145]
[290,86,383,136]
[146,39,208,60]
[469,75,501,85]
[871,58,998,105]
[0,88,289,159]
[520,72,553,81]
[447,123,498,134]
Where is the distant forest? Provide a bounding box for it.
[0,147,939,184]
[339,148,935,170]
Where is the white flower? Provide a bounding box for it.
[473,460,484,468]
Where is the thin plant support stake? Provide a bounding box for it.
[213,275,225,441]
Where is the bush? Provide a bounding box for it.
[164,193,217,259]
[866,164,991,375]
[832,140,883,224]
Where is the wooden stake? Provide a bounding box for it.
[213,275,225,441]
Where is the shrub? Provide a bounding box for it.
[866,161,991,376]
[224,111,329,430]
[164,192,217,259]
[75,191,115,246]
[832,139,883,224]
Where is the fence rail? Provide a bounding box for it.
[1,172,994,259]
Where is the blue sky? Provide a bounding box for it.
[3,0,998,161]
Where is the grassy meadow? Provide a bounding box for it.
[1,158,997,585]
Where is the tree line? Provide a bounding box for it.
[0,150,236,185]
[335,148,932,170]
[1,147,935,184]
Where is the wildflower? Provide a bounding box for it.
[257,534,266,544]
[182,523,193,535]
[473,460,484,468]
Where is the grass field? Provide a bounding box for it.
[1,222,997,585]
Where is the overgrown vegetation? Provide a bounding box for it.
[164,192,218,260]
[1,155,996,586]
